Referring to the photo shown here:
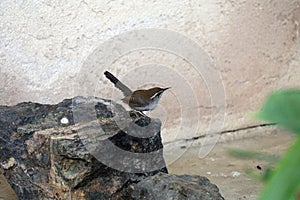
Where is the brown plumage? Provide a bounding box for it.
[104,71,169,112]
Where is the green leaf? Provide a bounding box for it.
[259,137,300,200]
[256,89,300,134]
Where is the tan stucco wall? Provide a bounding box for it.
[1,0,300,141]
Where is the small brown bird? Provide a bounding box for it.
[104,71,170,114]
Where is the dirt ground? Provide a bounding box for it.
[167,126,295,200]
[0,171,18,200]
[0,126,294,200]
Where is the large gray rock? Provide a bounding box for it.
[0,97,223,199]
[123,172,224,200]
[0,96,167,199]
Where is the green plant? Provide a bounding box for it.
[256,89,300,200]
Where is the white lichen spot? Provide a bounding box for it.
[1,157,16,169]
[60,117,69,125]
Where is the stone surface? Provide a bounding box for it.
[0,97,167,199]
[0,97,223,199]
[122,172,224,200]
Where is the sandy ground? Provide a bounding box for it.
[0,126,294,200]
[167,126,295,200]
[0,171,18,200]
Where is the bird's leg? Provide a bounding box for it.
[139,111,148,117]
[129,110,144,118]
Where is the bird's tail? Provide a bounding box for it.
[104,71,132,97]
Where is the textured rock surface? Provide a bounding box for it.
[0,97,223,199]
[123,172,224,200]
[0,97,167,199]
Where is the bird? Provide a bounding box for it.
[104,71,170,116]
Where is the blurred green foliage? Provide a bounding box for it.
[256,89,300,200]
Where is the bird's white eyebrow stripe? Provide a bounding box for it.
[150,92,158,99]
[150,91,163,99]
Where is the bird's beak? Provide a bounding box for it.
[163,87,171,91]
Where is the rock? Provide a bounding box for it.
[0,97,167,199]
[122,172,224,200]
[0,96,224,199]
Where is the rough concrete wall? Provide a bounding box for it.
[1,0,299,141]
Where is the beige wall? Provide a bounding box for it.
[1,0,300,140]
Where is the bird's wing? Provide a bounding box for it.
[126,94,148,108]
